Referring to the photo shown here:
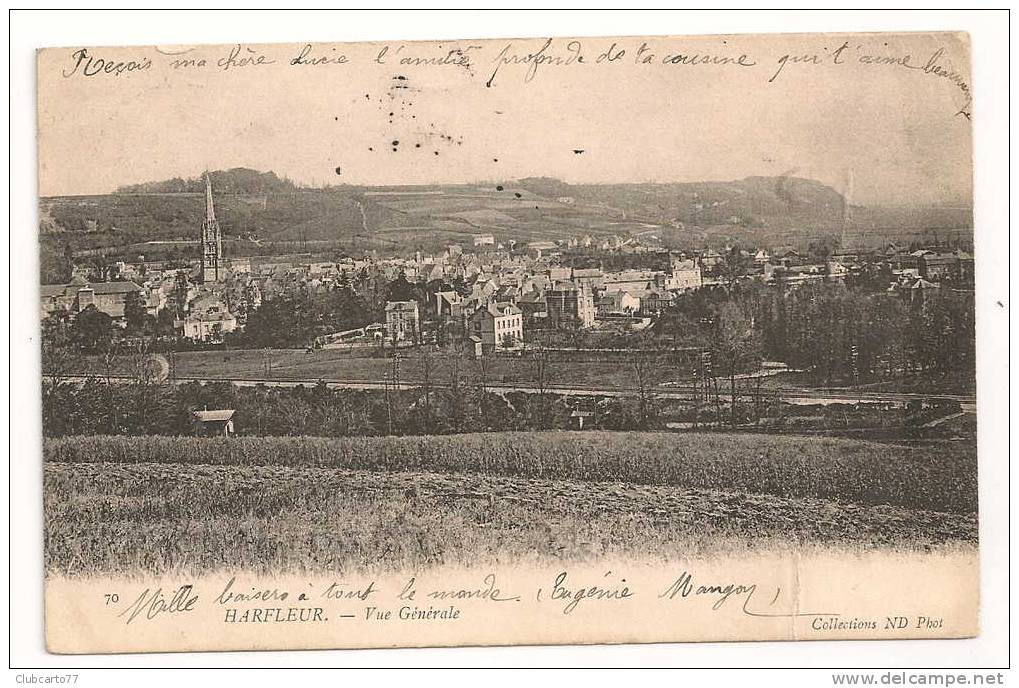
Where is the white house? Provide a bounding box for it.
[597,289,641,315]
[470,302,523,350]
[385,300,420,342]
[182,305,237,342]
[665,259,702,291]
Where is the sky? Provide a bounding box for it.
[37,32,973,206]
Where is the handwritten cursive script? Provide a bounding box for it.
[118,585,198,625]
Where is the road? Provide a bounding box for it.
[49,374,977,412]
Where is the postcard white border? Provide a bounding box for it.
[7,7,1011,677]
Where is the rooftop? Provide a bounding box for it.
[193,409,235,422]
[41,280,143,297]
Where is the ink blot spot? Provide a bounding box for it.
[573,149,585,154]
[334,167,342,175]
[493,158,499,162]
[434,151,439,156]
[514,192,522,198]
[392,140,399,146]
[368,147,374,151]
[415,143,421,148]
[496,185,504,191]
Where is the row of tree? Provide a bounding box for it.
[41,376,675,438]
[657,280,975,387]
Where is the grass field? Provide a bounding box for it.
[70,347,694,390]
[46,432,976,511]
[44,432,976,576]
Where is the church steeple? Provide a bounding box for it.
[205,172,216,222]
[200,172,223,283]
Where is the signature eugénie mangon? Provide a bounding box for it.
[112,569,843,626]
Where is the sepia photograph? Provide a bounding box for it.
[20,16,1001,661]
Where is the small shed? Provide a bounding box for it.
[569,410,594,430]
[193,409,236,437]
[468,335,484,360]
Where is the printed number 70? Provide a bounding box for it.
[104,593,119,605]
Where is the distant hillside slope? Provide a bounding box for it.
[116,168,299,195]
[519,175,849,228]
[40,170,973,265]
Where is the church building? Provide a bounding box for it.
[201,173,223,283]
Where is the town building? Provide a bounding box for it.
[472,234,495,247]
[666,258,702,291]
[470,302,524,350]
[826,260,850,279]
[516,287,548,325]
[572,267,605,289]
[200,173,224,283]
[182,301,237,342]
[226,257,252,274]
[699,249,724,270]
[526,241,559,259]
[385,300,420,342]
[143,286,166,316]
[41,276,144,320]
[603,269,660,293]
[435,291,464,319]
[956,251,975,282]
[918,251,960,281]
[597,289,641,315]
[546,281,596,329]
[634,288,668,315]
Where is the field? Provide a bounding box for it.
[44,432,977,576]
[69,347,695,390]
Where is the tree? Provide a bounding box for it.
[532,345,553,398]
[386,270,415,302]
[172,270,191,319]
[527,345,560,429]
[39,241,74,284]
[419,351,433,429]
[41,312,72,352]
[70,305,115,352]
[240,293,319,348]
[808,234,841,262]
[710,302,762,428]
[721,245,750,292]
[123,290,148,332]
[631,345,660,429]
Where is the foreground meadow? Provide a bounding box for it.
[43,432,977,576]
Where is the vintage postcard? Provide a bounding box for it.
[37,31,977,653]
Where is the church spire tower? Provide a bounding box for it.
[200,172,223,283]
